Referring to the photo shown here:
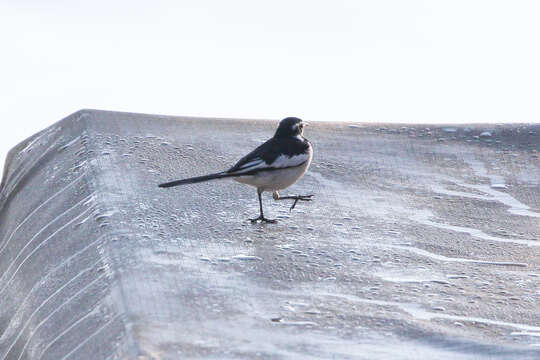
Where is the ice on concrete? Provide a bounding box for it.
[1,110,539,359]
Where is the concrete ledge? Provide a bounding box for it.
[1,110,539,359]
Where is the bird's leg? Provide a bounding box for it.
[250,190,277,223]
[273,191,314,211]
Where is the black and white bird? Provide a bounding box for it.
[158,117,313,223]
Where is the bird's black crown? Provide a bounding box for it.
[274,117,305,138]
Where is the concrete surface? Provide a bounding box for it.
[0,109,539,359]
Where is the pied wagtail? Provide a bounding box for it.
[158,117,313,223]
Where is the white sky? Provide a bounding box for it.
[1,0,539,173]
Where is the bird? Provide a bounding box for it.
[158,117,314,223]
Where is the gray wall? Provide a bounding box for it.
[1,110,539,359]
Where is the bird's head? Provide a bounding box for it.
[274,117,307,138]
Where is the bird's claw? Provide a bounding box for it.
[289,194,314,211]
[249,216,278,224]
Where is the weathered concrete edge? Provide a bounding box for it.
[0,110,137,358]
[0,110,84,205]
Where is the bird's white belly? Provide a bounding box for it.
[234,152,312,192]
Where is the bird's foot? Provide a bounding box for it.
[288,194,314,211]
[249,215,277,224]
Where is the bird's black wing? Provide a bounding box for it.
[226,137,310,176]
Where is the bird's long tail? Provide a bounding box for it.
[158,172,233,188]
